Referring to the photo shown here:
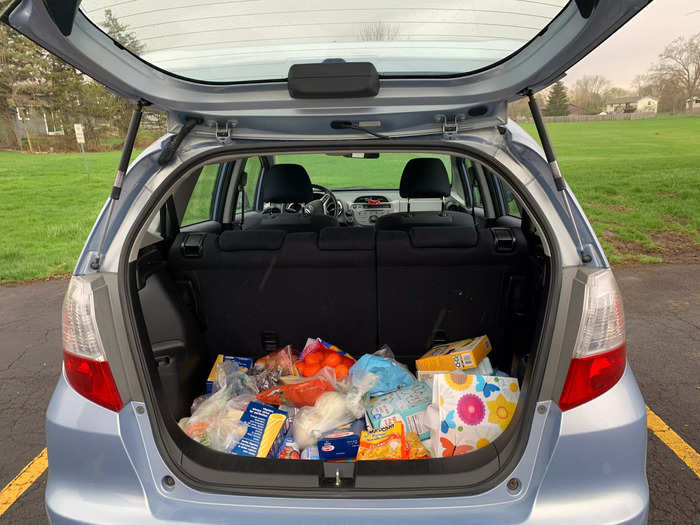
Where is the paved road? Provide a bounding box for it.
[0,265,698,523]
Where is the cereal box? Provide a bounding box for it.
[231,401,288,458]
[415,336,491,372]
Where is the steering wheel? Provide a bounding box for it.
[304,184,340,217]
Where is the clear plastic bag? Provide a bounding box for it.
[349,346,416,396]
[293,371,377,449]
[257,366,337,407]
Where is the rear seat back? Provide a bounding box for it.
[376,217,531,367]
[168,227,377,359]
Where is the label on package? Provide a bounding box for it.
[206,354,254,393]
[317,419,366,460]
[365,381,432,440]
[231,401,287,458]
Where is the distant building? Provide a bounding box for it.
[687,96,700,111]
[567,103,585,115]
[605,96,657,114]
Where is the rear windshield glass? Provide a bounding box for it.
[276,153,451,189]
[80,0,568,83]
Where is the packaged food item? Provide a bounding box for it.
[406,432,431,460]
[425,373,519,458]
[293,371,378,449]
[277,437,301,459]
[231,401,289,458]
[416,357,493,383]
[178,392,254,452]
[350,351,416,396]
[255,345,299,375]
[415,336,492,372]
[365,381,432,440]
[297,338,355,378]
[317,419,366,460]
[257,367,336,407]
[206,354,255,393]
[356,421,409,461]
[300,445,319,460]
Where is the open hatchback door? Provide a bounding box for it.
[4,0,651,135]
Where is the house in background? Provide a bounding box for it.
[687,96,700,111]
[605,96,658,114]
[567,103,585,115]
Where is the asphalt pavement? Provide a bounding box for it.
[0,264,698,524]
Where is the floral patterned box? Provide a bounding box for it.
[425,373,519,457]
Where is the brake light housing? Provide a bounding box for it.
[559,270,626,411]
[62,277,123,412]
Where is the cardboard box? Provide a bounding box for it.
[415,336,491,372]
[205,354,254,393]
[416,357,494,383]
[317,419,366,460]
[231,401,288,458]
[365,381,432,440]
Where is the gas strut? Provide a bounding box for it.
[90,100,146,270]
[526,90,592,263]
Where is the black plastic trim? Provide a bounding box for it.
[41,0,81,36]
[117,140,560,499]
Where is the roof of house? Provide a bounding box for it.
[608,95,655,104]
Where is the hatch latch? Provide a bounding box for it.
[215,120,238,144]
[436,114,465,139]
[322,462,355,487]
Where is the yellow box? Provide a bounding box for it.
[415,336,491,372]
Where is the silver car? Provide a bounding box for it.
[4,0,649,523]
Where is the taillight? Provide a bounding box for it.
[62,277,123,411]
[559,270,626,411]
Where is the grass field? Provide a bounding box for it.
[0,115,698,282]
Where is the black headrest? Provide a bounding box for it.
[262,164,314,203]
[399,158,450,199]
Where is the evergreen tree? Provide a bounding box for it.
[544,81,570,116]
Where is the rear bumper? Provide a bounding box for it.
[46,364,648,524]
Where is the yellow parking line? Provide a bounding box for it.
[0,448,48,517]
[647,406,700,478]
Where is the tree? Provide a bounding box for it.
[358,22,400,41]
[650,33,700,112]
[570,75,611,114]
[544,81,569,116]
[0,25,51,151]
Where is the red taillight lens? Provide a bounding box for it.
[63,350,124,411]
[558,270,626,411]
[558,344,626,411]
[62,276,123,412]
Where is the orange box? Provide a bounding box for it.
[415,336,491,372]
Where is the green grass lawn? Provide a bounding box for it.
[0,115,698,282]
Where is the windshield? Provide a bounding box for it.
[276,153,451,189]
[80,0,568,83]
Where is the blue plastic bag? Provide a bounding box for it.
[350,353,416,396]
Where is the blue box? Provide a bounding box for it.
[317,419,366,460]
[205,354,254,393]
[231,401,289,458]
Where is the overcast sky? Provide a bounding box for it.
[565,0,699,88]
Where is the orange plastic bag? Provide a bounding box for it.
[356,421,409,461]
[257,368,336,407]
[406,432,431,460]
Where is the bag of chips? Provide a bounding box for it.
[356,421,409,461]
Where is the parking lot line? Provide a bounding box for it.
[0,448,48,517]
[646,406,700,478]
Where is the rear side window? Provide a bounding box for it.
[237,157,263,211]
[501,181,522,218]
[181,164,220,226]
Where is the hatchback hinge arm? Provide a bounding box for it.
[158,116,203,166]
[526,90,591,263]
[90,100,147,270]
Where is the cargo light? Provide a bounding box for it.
[62,277,123,412]
[559,270,626,411]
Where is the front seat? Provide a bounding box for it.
[375,158,473,231]
[246,163,338,233]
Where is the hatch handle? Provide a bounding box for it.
[526,90,591,264]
